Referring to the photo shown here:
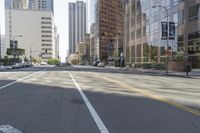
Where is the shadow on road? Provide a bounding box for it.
[0,78,199,133]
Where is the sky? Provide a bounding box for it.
[0,0,93,62]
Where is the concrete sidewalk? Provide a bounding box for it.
[124,67,200,78]
[71,65,200,78]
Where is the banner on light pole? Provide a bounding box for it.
[161,22,168,40]
[161,22,176,40]
[169,22,175,40]
[10,40,18,49]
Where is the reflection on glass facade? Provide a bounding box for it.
[5,0,12,9]
[5,0,29,9]
[124,0,200,68]
[29,0,54,13]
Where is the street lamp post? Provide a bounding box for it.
[146,19,151,62]
[152,5,169,74]
[30,44,35,63]
[12,35,23,58]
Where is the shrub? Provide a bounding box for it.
[47,58,60,65]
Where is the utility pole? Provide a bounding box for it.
[152,5,169,74]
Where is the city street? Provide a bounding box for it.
[0,66,200,133]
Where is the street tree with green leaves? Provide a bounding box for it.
[6,48,25,58]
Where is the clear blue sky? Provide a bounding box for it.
[0,0,92,62]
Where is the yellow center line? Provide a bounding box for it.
[93,73,200,116]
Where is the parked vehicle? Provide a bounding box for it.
[12,63,22,69]
[97,62,105,67]
[93,61,100,66]
[41,62,47,65]
[79,62,85,65]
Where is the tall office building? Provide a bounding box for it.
[93,0,123,61]
[29,0,54,13]
[68,1,87,55]
[123,0,200,68]
[5,0,29,9]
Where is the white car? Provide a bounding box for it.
[40,62,47,65]
[97,62,105,67]
[12,63,22,69]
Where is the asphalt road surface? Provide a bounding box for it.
[0,66,199,133]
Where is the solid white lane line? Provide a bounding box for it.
[0,70,45,90]
[69,72,109,133]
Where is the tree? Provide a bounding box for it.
[71,59,79,65]
[31,57,42,63]
[24,57,28,62]
[6,48,25,58]
[112,51,118,58]
[47,58,60,65]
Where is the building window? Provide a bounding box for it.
[173,0,178,6]
[136,28,142,38]
[178,0,184,3]
[137,14,142,24]
[42,31,52,33]
[41,17,51,20]
[42,39,52,42]
[42,35,52,37]
[178,10,184,24]
[42,44,52,46]
[41,22,52,24]
[41,26,52,29]
[131,31,135,40]
[188,4,200,21]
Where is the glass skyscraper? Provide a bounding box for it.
[29,0,54,13]
[124,0,200,68]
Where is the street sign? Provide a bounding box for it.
[161,22,168,40]
[169,22,175,40]
[10,40,18,49]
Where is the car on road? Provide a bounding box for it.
[12,63,22,69]
[93,61,100,66]
[41,62,47,66]
[97,62,105,67]
[79,62,85,65]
